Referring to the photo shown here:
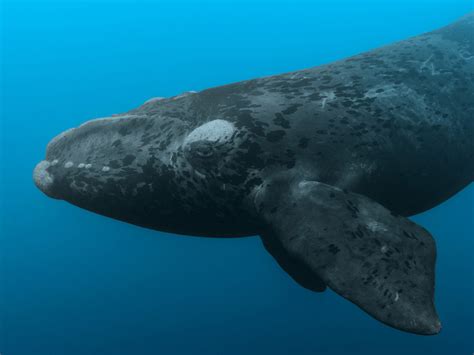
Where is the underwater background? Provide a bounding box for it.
[1,0,473,354]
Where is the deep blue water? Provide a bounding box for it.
[1,0,473,354]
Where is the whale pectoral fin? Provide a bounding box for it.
[255,178,441,335]
[261,233,327,292]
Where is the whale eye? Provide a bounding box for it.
[195,143,214,158]
[185,140,217,163]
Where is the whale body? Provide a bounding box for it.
[34,13,473,335]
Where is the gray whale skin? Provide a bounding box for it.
[34,13,474,335]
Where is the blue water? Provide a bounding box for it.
[1,0,473,354]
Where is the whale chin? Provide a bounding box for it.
[33,160,61,200]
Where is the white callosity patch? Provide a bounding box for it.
[51,159,59,166]
[78,163,85,168]
[184,119,236,146]
[64,161,74,168]
[85,164,92,169]
[33,160,54,193]
[102,166,110,172]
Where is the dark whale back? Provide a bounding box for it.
[127,13,474,217]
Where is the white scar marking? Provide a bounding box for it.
[321,98,327,109]
[102,166,110,172]
[252,183,265,208]
[461,54,474,60]
[184,119,236,145]
[367,221,388,233]
[459,49,474,61]
[51,159,59,166]
[380,245,388,253]
[419,55,439,75]
[321,91,336,109]
[298,180,320,189]
[194,170,206,179]
[394,292,400,302]
[64,161,74,168]
[429,63,439,75]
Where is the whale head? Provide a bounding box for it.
[33,108,257,236]
[34,112,196,231]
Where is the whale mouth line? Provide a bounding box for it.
[33,160,61,200]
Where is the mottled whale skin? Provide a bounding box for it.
[34,14,473,335]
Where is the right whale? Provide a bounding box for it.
[34,13,473,335]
